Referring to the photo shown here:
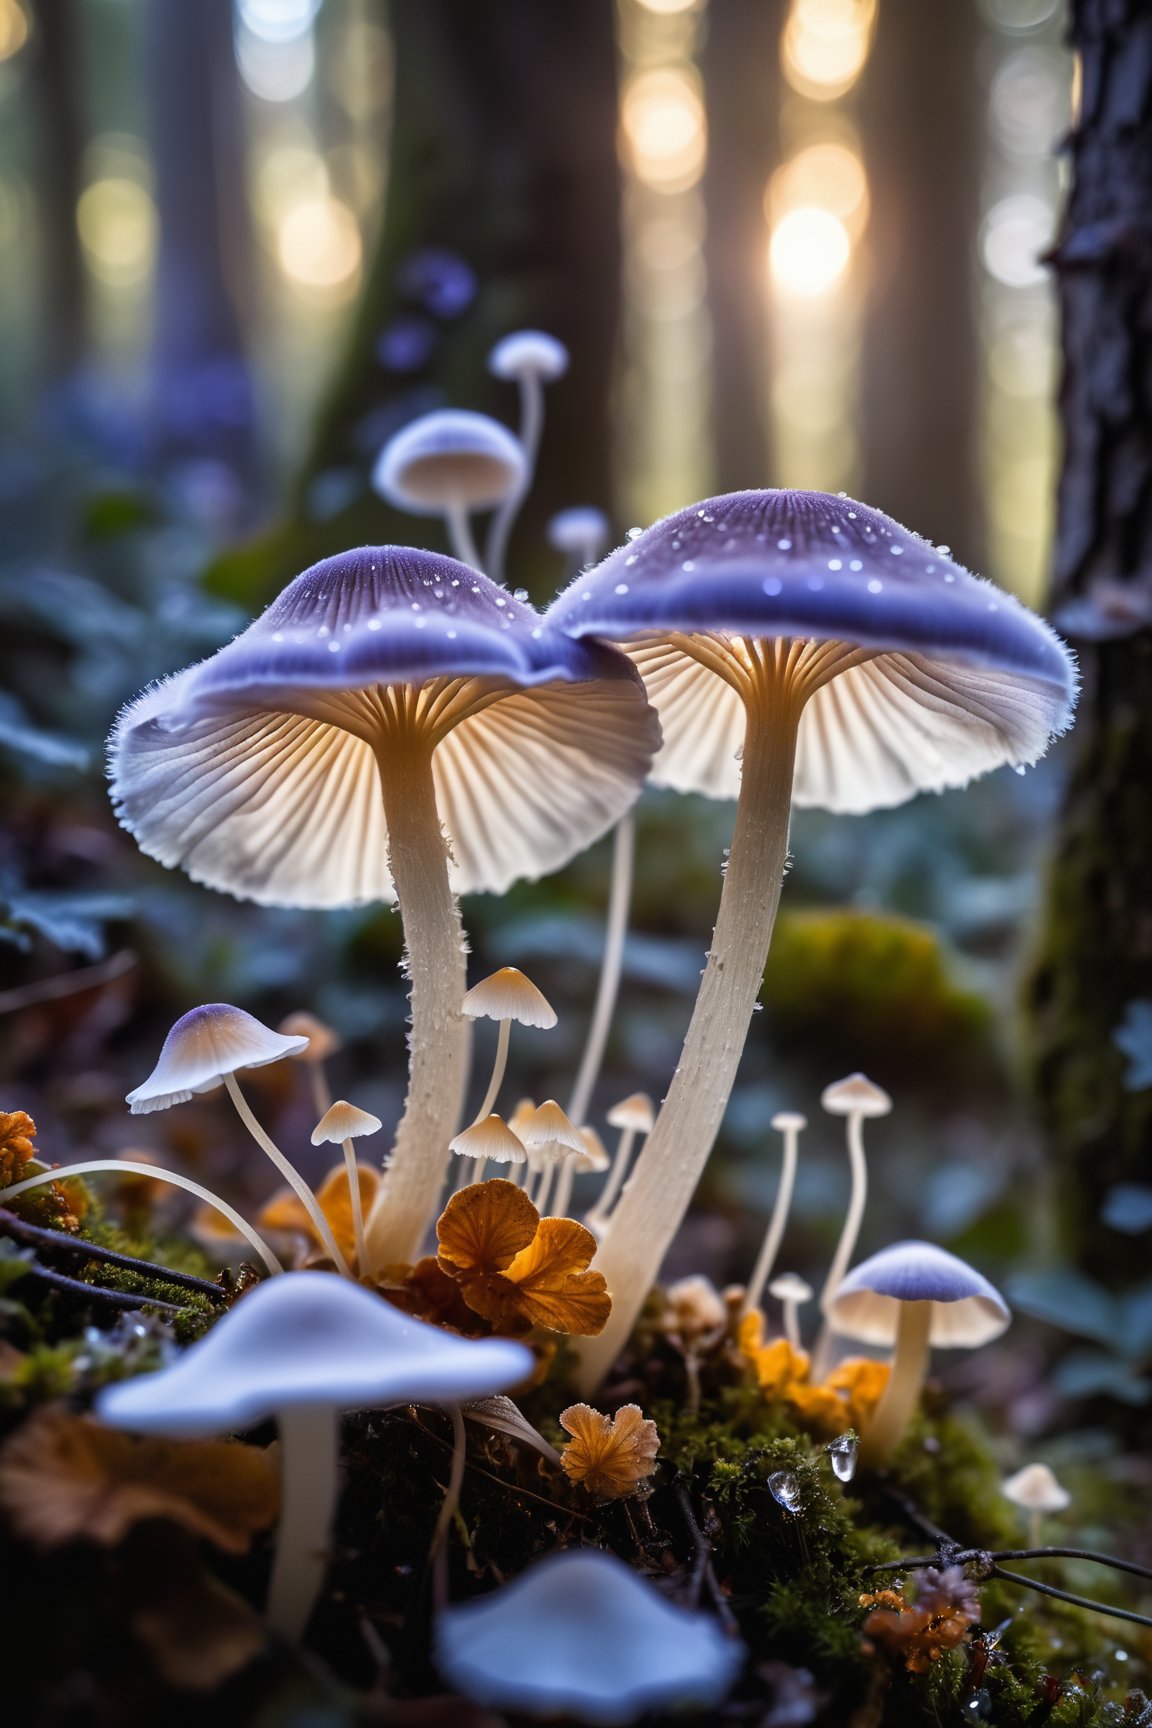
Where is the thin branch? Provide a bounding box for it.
[865,1546,1152,1584]
[0,1209,225,1300]
[0,950,136,1015]
[11,1259,184,1315]
[990,1564,1152,1630]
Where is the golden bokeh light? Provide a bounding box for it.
[635,0,700,12]
[782,0,876,101]
[769,205,851,297]
[276,196,362,297]
[0,0,28,61]
[769,141,869,238]
[620,67,706,193]
[76,178,157,288]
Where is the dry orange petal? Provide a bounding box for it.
[0,1406,279,1552]
[259,1162,381,1262]
[436,1179,539,1279]
[784,1381,852,1438]
[559,1402,660,1499]
[465,1217,610,1336]
[827,1355,891,1429]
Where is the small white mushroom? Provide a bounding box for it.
[586,1092,655,1232]
[522,1100,588,1215]
[462,967,557,1132]
[818,1075,893,1312]
[435,1546,743,1723]
[485,329,570,580]
[311,1100,383,1273]
[547,506,611,575]
[742,1110,807,1318]
[768,1272,814,1353]
[1002,1462,1071,1549]
[373,408,526,569]
[449,1112,529,1179]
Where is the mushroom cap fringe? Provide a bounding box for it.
[95,1272,534,1436]
[435,1547,744,1724]
[109,546,660,908]
[828,1240,1011,1348]
[547,489,1078,813]
[127,1003,308,1114]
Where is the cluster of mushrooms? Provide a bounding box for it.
[0,330,1079,1720]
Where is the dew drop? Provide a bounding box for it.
[367,619,382,631]
[271,632,284,643]
[826,1435,858,1482]
[890,545,904,556]
[831,525,842,534]
[937,543,951,556]
[849,560,863,572]
[513,587,529,602]
[495,596,507,608]
[447,629,457,639]
[944,572,955,583]
[318,625,330,637]
[763,576,783,596]
[682,560,695,572]
[327,640,341,653]
[1013,763,1027,776]
[777,538,793,551]
[847,510,857,519]
[627,526,642,540]
[625,553,638,566]
[768,1470,802,1513]
[614,582,630,595]
[828,559,843,571]
[411,601,421,610]
[867,579,883,594]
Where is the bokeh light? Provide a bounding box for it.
[980,194,1052,288]
[769,206,851,297]
[276,196,362,298]
[0,0,28,62]
[237,0,322,44]
[781,0,876,101]
[635,0,701,11]
[235,25,315,103]
[769,140,869,238]
[990,48,1071,158]
[620,67,706,192]
[76,177,157,288]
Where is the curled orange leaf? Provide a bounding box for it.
[559,1402,660,1499]
[437,1179,539,1278]
[436,1181,610,1336]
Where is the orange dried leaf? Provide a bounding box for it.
[559,1402,660,1499]
[436,1179,539,1279]
[827,1356,891,1430]
[0,1406,279,1553]
[467,1217,611,1336]
[259,1162,381,1263]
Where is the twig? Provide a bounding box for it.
[865,1546,1152,1584]
[989,1564,1152,1630]
[674,1476,739,1634]
[0,950,136,1016]
[11,1259,184,1315]
[0,1209,225,1300]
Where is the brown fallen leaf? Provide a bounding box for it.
[437,1183,610,1336]
[559,1402,660,1499]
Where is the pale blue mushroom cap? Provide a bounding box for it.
[126,1003,308,1114]
[108,546,659,908]
[373,409,525,515]
[96,1272,534,1435]
[547,489,1078,813]
[435,1547,744,1724]
[828,1240,1010,1348]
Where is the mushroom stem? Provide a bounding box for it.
[1029,1508,1043,1552]
[444,500,483,572]
[741,1120,800,1318]
[474,1019,512,1125]
[781,1294,802,1353]
[341,1138,369,1273]
[533,1161,556,1216]
[486,373,543,583]
[308,1062,333,1122]
[0,1160,284,1276]
[364,739,469,1268]
[812,1110,869,1379]
[266,1403,340,1643]
[565,813,636,1131]
[223,1074,352,1278]
[586,1126,637,1229]
[859,1300,932,1469]
[575,693,800,1392]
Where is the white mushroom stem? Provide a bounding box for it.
[0,1161,283,1276]
[486,373,544,583]
[307,1062,332,1122]
[859,1300,932,1470]
[819,1109,870,1311]
[223,1074,352,1279]
[566,813,636,1131]
[266,1403,341,1643]
[576,722,798,1385]
[586,1124,639,1229]
[780,1292,803,1353]
[474,1019,512,1126]
[444,499,483,572]
[364,736,469,1268]
[340,1138,369,1273]
[741,1122,801,1318]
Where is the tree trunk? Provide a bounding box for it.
[1023,0,1152,1286]
[858,0,984,567]
[701,0,784,491]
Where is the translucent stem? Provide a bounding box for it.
[266,1404,339,1642]
[859,1300,932,1469]
[0,1161,283,1276]
[485,374,543,583]
[341,1138,368,1273]
[585,1126,637,1228]
[573,700,799,1394]
[566,814,635,1131]
[474,1020,511,1124]
[818,1112,869,1310]
[742,1122,800,1316]
[782,1297,801,1353]
[363,741,469,1268]
[308,1062,332,1121]
[224,1074,351,1278]
[445,500,482,571]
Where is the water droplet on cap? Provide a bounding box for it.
[627,527,642,540]
[614,582,630,595]
[764,576,783,596]
[777,538,793,551]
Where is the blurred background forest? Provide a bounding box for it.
[0,0,1149,1455]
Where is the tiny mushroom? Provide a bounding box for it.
[548,506,612,575]
[827,1241,1010,1468]
[279,1010,342,1117]
[96,1273,533,1644]
[109,546,658,1270]
[486,330,570,579]
[768,1272,814,1354]
[522,1100,589,1216]
[586,1092,655,1231]
[818,1074,893,1309]
[549,489,1076,1391]
[742,1109,807,1317]
[449,1112,529,1182]
[435,1546,744,1724]
[373,408,525,569]
[311,1100,383,1273]
[1002,1461,1071,1550]
[463,966,557,1127]
[127,1004,349,1276]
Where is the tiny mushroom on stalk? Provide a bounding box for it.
[486,330,570,579]
[768,1272,813,1354]
[126,1004,349,1276]
[522,1100,589,1216]
[279,1010,342,1118]
[373,408,525,569]
[463,966,557,1127]
[548,507,612,576]
[435,1547,744,1724]
[96,1273,533,1644]
[827,1241,1010,1468]
[586,1092,655,1232]
[1002,1462,1071,1550]
[818,1074,893,1310]
[742,1110,807,1317]
[311,1100,383,1273]
[449,1112,528,1184]
[109,546,658,1272]
[548,489,1076,1391]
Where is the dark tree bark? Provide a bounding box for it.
[1023,0,1152,1286]
[145,0,256,477]
[858,0,984,566]
[701,0,784,491]
[234,0,622,605]
[27,0,87,381]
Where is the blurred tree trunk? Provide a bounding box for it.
[27,0,86,381]
[1023,0,1152,1286]
[858,0,984,567]
[145,0,256,480]
[702,0,784,491]
[245,0,622,602]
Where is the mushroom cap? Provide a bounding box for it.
[435,1547,743,1724]
[488,329,569,383]
[606,1092,656,1133]
[577,1126,610,1171]
[770,1110,808,1133]
[278,1010,342,1062]
[95,1272,534,1436]
[547,507,611,559]
[462,966,557,1029]
[520,1100,586,1166]
[126,1004,308,1115]
[821,1073,892,1118]
[768,1272,814,1305]
[450,1113,527,1164]
[547,490,1078,813]
[372,410,526,514]
[311,1100,383,1145]
[826,1241,1011,1347]
[1001,1462,1070,1513]
[109,547,659,909]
